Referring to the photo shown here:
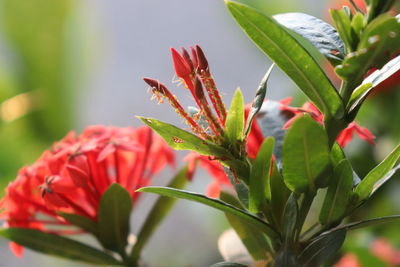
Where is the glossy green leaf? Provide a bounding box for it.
[210,262,247,267]
[97,184,132,253]
[220,192,272,260]
[0,228,120,265]
[299,230,346,266]
[137,187,278,238]
[354,144,400,202]
[244,64,274,138]
[130,166,189,262]
[58,212,98,235]
[330,8,358,52]
[249,137,274,213]
[225,89,245,143]
[282,115,331,193]
[321,215,400,235]
[226,1,344,118]
[366,0,396,22]
[273,12,345,65]
[335,14,400,82]
[351,12,365,37]
[319,160,354,225]
[348,55,400,115]
[138,117,228,157]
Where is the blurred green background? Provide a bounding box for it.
[0,0,399,266]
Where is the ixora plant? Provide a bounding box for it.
[0,0,399,267]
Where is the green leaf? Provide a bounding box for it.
[244,64,274,138]
[282,114,331,193]
[321,215,400,235]
[97,184,132,253]
[273,12,345,65]
[351,12,365,37]
[210,262,248,267]
[0,228,120,265]
[226,1,344,119]
[220,192,272,261]
[299,230,346,266]
[330,8,358,52]
[354,144,400,202]
[58,212,98,235]
[138,117,228,157]
[319,160,354,225]
[348,55,400,115]
[130,167,189,262]
[282,194,298,249]
[225,89,245,143]
[225,167,249,207]
[137,187,278,238]
[366,0,396,22]
[335,14,400,82]
[249,137,274,213]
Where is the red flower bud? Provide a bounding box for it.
[170,48,192,79]
[195,45,209,72]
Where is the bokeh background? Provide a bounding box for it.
[0,0,399,266]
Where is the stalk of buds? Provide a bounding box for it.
[144,45,228,144]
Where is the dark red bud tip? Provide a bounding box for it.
[195,45,209,72]
[143,77,160,88]
[170,48,192,79]
[194,78,205,99]
[190,46,199,69]
[181,47,194,71]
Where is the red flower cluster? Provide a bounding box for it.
[144,45,227,143]
[0,126,175,256]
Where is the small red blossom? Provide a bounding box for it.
[336,122,376,147]
[0,125,175,256]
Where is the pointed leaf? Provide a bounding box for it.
[282,114,331,193]
[97,184,132,252]
[348,55,400,115]
[330,8,358,52]
[58,212,98,235]
[220,192,272,261]
[244,64,274,138]
[0,228,120,265]
[249,137,274,213]
[273,12,345,65]
[137,187,278,238]
[225,89,245,143]
[138,117,228,157]
[319,160,354,225]
[226,1,344,118]
[210,263,247,267]
[299,230,346,266]
[130,166,189,261]
[321,215,400,235]
[354,144,400,202]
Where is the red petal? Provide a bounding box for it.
[10,242,24,258]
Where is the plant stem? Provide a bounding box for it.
[295,193,315,242]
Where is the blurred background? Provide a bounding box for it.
[0,0,399,266]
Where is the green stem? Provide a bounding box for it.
[295,193,315,242]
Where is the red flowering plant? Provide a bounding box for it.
[0,125,188,266]
[137,0,400,266]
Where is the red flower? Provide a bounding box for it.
[0,125,175,256]
[336,122,376,147]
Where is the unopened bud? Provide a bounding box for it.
[195,45,209,72]
[171,48,192,79]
